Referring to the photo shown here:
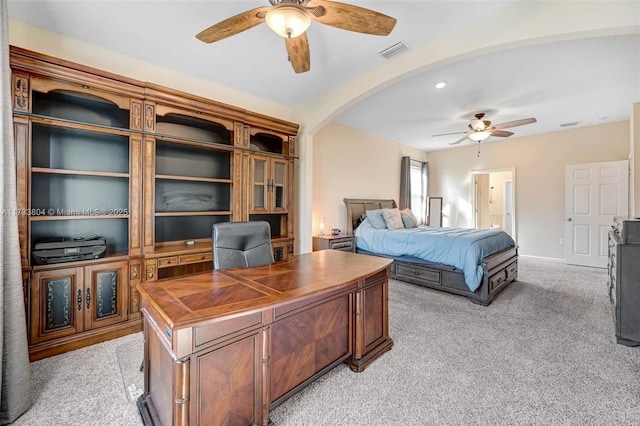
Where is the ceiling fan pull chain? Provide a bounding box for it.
[477,142,481,158]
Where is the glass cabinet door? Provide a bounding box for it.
[251,156,269,212]
[272,159,288,212]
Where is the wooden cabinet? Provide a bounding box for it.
[10,47,298,359]
[30,260,128,344]
[608,217,640,346]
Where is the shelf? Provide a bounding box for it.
[31,215,129,221]
[32,90,130,129]
[155,215,231,243]
[155,179,231,213]
[32,124,130,174]
[251,132,285,154]
[155,174,231,184]
[156,114,231,146]
[155,211,232,217]
[155,140,231,179]
[31,218,129,254]
[32,173,129,214]
[32,167,129,179]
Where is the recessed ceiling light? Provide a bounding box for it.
[434,81,447,89]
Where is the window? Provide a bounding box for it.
[401,156,428,224]
[410,160,427,223]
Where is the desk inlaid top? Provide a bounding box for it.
[137,250,392,328]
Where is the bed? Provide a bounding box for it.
[343,198,518,306]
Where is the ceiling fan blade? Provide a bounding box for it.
[490,129,514,138]
[285,32,311,74]
[493,117,537,130]
[449,134,470,145]
[306,0,396,36]
[196,7,270,43]
[432,131,467,137]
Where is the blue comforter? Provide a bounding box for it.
[354,219,516,291]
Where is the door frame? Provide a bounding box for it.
[471,167,516,242]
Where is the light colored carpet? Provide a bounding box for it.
[116,338,144,403]
[12,332,142,426]
[11,256,640,425]
[269,256,640,425]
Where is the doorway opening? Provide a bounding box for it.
[471,168,516,241]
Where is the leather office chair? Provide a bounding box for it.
[212,221,274,270]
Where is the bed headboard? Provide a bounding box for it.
[343,198,397,235]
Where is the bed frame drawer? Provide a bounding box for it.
[506,261,517,280]
[395,263,441,285]
[489,270,507,291]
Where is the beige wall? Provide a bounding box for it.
[312,122,428,236]
[427,121,630,259]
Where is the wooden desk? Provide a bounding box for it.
[136,250,393,426]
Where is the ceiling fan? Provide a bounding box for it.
[195,0,397,74]
[435,113,537,145]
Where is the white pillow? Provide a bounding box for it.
[382,208,405,230]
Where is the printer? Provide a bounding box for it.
[32,235,107,265]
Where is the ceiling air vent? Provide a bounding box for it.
[378,40,409,59]
[560,121,581,128]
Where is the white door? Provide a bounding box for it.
[565,160,628,268]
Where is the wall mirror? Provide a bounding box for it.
[428,197,443,227]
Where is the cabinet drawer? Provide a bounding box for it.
[179,252,212,265]
[395,263,440,285]
[194,311,262,349]
[158,256,178,268]
[329,239,355,252]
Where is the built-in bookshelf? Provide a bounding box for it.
[10,46,299,360]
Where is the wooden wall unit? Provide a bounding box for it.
[10,46,299,360]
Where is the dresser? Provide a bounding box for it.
[607,216,640,347]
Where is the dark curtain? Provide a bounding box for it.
[399,156,411,209]
[1,1,33,422]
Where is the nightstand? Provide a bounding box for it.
[312,234,356,252]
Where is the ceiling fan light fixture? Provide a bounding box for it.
[468,130,491,142]
[470,119,486,131]
[265,3,311,38]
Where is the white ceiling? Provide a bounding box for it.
[7,1,640,151]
